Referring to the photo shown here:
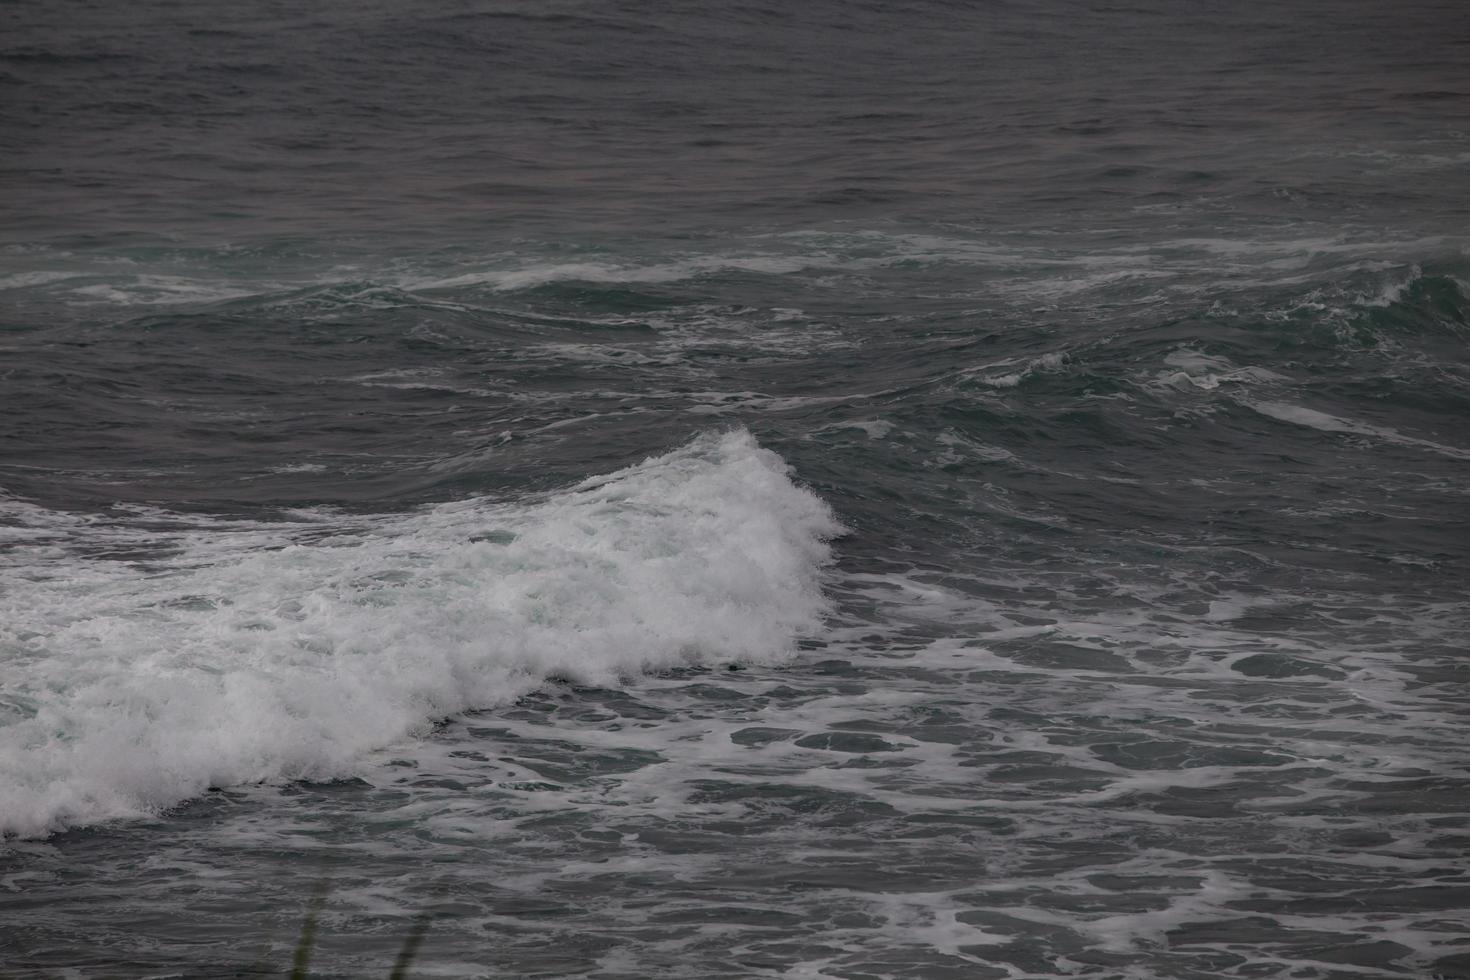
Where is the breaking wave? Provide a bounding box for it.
[0,429,842,838]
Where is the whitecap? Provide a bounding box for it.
[0,429,843,838]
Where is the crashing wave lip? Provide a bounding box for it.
[0,429,844,839]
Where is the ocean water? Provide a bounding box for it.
[3,1,1469,977]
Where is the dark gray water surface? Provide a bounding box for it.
[3,1,1469,977]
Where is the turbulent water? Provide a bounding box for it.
[3,1,1469,978]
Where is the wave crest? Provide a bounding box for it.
[0,429,842,838]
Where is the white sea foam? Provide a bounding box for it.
[0,430,842,838]
[1360,266,1421,307]
[412,255,824,292]
[0,270,81,290]
[67,275,267,306]
[404,233,1144,295]
[1152,349,1289,392]
[1246,399,1470,460]
[962,350,1069,389]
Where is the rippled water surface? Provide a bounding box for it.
[3,1,1469,977]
